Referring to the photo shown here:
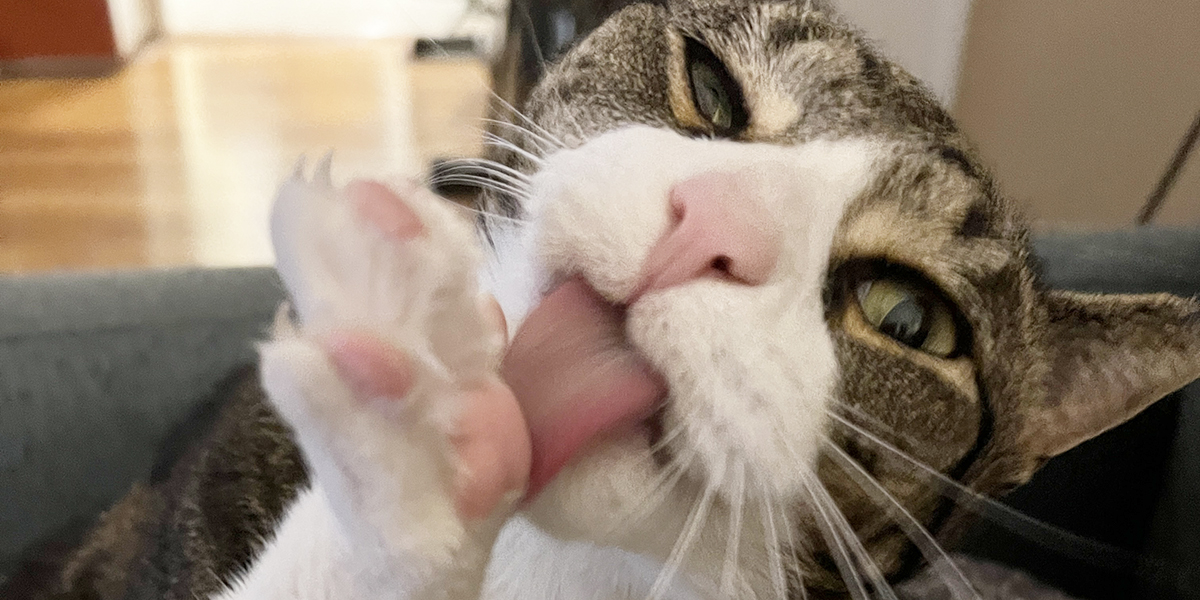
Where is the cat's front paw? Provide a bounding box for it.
[319,330,530,522]
[258,161,529,592]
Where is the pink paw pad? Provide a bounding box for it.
[324,331,532,521]
[344,179,425,240]
[325,333,415,403]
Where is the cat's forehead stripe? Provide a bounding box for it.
[834,148,1024,303]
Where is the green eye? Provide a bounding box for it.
[690,61,732,130]
[684,38,748,135]
[856,278,959,357]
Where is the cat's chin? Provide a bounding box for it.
[522,430,691,553]
[521,431,774,597]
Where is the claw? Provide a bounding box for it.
[273,302,300,336]
[315,150,335,189]
[291,154,308,181]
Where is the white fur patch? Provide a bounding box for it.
[501,126,883,596]
[230,127,883,600]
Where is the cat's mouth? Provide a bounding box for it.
[502,277,669,500]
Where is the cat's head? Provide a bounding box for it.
[482,1,1200,597]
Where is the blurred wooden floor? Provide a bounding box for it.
[0,39,490,273]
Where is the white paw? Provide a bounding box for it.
[269,156,499,383]
[258,158,516,592]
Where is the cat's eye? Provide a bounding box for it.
[684,38,748,135]
[856,278,959,357]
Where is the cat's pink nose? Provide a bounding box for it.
[633,171,780,300]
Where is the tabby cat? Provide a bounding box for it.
[14,1,1200,599]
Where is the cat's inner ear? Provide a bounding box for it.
[1029,290,1200,458]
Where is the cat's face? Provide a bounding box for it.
[484,1,1200,597]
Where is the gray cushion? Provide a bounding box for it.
[0,267,285,577]
[1034,228,1200,297]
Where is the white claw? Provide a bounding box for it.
[291,154,308,181]
[315,150,335,189]
[272,302,300,337]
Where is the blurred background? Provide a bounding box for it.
[0,0,1198,273]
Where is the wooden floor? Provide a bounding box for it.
[0,38,490,273]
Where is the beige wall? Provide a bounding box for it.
[954,0,1200,229]
[836,0,973,104]
[157,0,466,38]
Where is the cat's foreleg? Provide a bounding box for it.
[216,170,529,600]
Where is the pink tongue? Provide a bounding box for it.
[502,278,666,500]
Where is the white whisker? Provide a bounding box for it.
[721,461,746,597]
[804,472,899,600]
[649,420,687,455]
[433,157,533,185]
[602,445,696,540]
[479,122,555,156]
[483,85,567,149]
[647,480,718,600]
[483,97,565,152]
[827,410,1142,577]
[798,473,871,600]
[823,410,1132,563]
[829,400,928,452]
[445,202,529,227]
[480,118,564,154]
[824,441,982,600]
[483,132,547,166]
[776,496,807,600]
[760,487,789,600]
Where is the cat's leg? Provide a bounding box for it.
[216,167,530,600]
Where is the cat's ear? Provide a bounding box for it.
[1028,290,1200,458]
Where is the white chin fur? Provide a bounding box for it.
[491,125,883,584]
[525,434,680,546]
